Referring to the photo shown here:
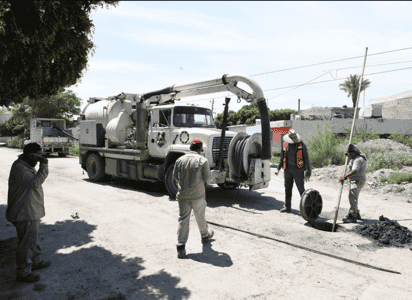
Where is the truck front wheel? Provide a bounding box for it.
[165,163,178,199]
[218,182,239,190]
[86,153,105,182]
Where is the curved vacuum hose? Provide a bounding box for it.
[257,99,272,159]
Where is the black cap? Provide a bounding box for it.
[23,143,42,155]
[347,144,360,154]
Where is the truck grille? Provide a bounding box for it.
[212,136,233,164]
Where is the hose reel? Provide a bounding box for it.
[228,132,263,180]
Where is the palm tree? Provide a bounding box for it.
[339,74,371,108]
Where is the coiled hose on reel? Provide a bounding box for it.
[232,135,250,178]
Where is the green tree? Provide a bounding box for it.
[0,1,119,107]
[214,103,302,129]
[2,89,81,136]
[339,74,371,108]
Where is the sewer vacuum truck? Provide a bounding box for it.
[79,74,272,198]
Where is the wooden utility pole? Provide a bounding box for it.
[332,47,368,232]
[298,98,301,115]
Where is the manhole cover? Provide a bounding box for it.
[300,188,323,222]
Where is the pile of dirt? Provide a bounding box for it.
[354,216,412,247]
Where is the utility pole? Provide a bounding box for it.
[298,98,301,115]
[211,98,214,114]
[363,90,366,108]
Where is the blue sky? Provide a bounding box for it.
[69,1,412,115]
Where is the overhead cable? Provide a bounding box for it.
[268,66,412,99]
[250,46,412,77]
[323,60,412,72]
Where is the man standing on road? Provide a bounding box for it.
[6,143,51,283]
[173,140,214,258]
[275,129,311,213]
[339,144,368,223]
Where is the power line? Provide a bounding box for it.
[323,60,412,72]
[250,46,412,77]
[268,66,412,99]
[267,71,331,99]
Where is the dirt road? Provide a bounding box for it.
[1,147,412,300]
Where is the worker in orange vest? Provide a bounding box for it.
[275,129,311,213]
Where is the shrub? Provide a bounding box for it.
[307,124,346,168]
[270,156,280,164]
[380,172,412,184]
[7,138,24,148]
[364,150,412,172]
[342,126,380,144]
[390,132,412,148]
[69,141,79,156]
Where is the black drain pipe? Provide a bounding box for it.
[217,97,231,170]
[257,99,272,160]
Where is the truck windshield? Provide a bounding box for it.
[173,106,215,128]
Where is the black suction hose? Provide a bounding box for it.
[257,99,271,160]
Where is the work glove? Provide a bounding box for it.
[339,176,346,183]
[304,170,311,182]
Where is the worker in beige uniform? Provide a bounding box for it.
[339,144,368,223]
[173,140,214,258]
[6,143,51,283]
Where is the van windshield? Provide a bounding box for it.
[173,106,215,128]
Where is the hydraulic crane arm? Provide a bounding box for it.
[141,74,265,106]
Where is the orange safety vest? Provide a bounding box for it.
[282,142,304,169]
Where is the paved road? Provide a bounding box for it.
[1,147,411,299]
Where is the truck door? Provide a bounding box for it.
[148,108,173,158]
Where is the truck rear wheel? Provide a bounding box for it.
[165,163,178,198]
[86,153,105,182]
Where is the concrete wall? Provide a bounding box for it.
[229,118,412,153]
[0,136,19,143]
[0,113,12,123]
[300,106,360,119]
[381,97,412,119]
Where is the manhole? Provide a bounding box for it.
[310,221,346,232]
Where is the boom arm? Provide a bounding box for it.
[141,74,264,106]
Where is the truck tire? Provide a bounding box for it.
[165,163,178,199]
[218,182,239,190]
[86,153,105,182]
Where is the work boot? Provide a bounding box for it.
[177,245,186,259]
[16,273,41,283]
[32,259,51,271]
[201,229,214,245]
[280,207,291,213]
[342,214,357,223]
[354,212,362,220]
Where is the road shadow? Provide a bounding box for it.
[205,185,284,212]
[82,177,167,198]
[185,243,233,267]
[0,205,190,300]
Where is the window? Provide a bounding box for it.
[173,106,215,128]
[159,109,171,127]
